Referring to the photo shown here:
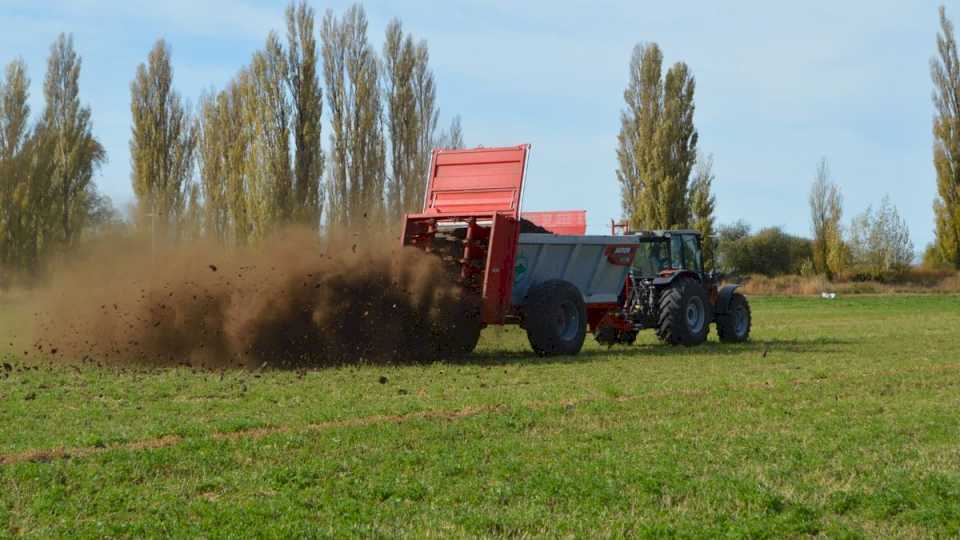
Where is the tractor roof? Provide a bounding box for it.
[628,229,702,239]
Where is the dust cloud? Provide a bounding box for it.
[28,228,479,369]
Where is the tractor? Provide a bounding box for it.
[594,226,752,347]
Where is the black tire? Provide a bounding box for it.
[437,295,483,358]
[438,320,482,357]
[524,280,587,357]
[656,278,712,346]
[717,293,751,343]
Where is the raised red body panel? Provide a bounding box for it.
[422,145,529,218]
[520,210,587,235]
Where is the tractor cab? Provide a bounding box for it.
[609,221,705,279]
[631,230,704,279]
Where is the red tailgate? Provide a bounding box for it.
[422,145,530,217]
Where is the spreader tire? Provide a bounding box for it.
[437,295,483,358]
[525,280,587,357]
[717,293,751,343]
[656,278,712,346]
[438,320,482,357]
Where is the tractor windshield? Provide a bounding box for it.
[632,240,672,277]
[632,234,703,277]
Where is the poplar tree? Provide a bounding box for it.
[657,62,697,227]
[0,59,32,268]
[383,18,419,222]
[618,44,661,232]
[286,0,324,227]
[224,76,252,244]
[14,131,56,274]
[445,115,464,149]
[689,155,716,268]
[617,43,697,231]
[197,90,230,242]
[382,20,442,221]
[197,74,252,245]
[412,40,438,211]
[435,115,465,150]
[0,58,56,275]
[129,39,196,240]
[247,33,293,233]
[321,4,385,229]
[931,5,960,268]
[44,33,105,247]
[0,59,30,161]
[238,67,271,240]
[182,182,203,240]
[809,158,845,279]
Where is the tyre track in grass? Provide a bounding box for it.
[3,361,959,466]
[0,405,507,466]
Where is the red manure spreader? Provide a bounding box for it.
[401,145,751,357]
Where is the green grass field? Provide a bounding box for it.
[2,295,960,538]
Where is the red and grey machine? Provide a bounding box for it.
[401,144,644,356]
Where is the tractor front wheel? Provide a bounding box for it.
[656,278,712,346]
[524,280,587,357]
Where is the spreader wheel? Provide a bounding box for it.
[524,280,587,357]
[437,295,483,358]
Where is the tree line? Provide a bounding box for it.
[131,2,463,246]
[0,1,464,284]
[0,35,114,282]
[4,3,960,286]
[618,4,960,279]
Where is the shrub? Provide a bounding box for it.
[718,225,812,277]
[848,196,914,280]
[740,268,960,296]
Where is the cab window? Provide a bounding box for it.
[633,240,671,276]
[670,235,684,269]
[682,235,702,272]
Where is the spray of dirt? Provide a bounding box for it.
[27,227,479,369]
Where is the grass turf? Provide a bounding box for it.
[1,295,959,537]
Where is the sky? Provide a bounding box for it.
[0,0,951,249]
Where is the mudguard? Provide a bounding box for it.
[651,270,701,287]
[716,284,740,314]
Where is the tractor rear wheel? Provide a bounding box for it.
[656,278,712,346]
[524,280,587,357]
[717,293,751,343]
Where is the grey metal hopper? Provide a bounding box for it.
[511,234,642,306]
